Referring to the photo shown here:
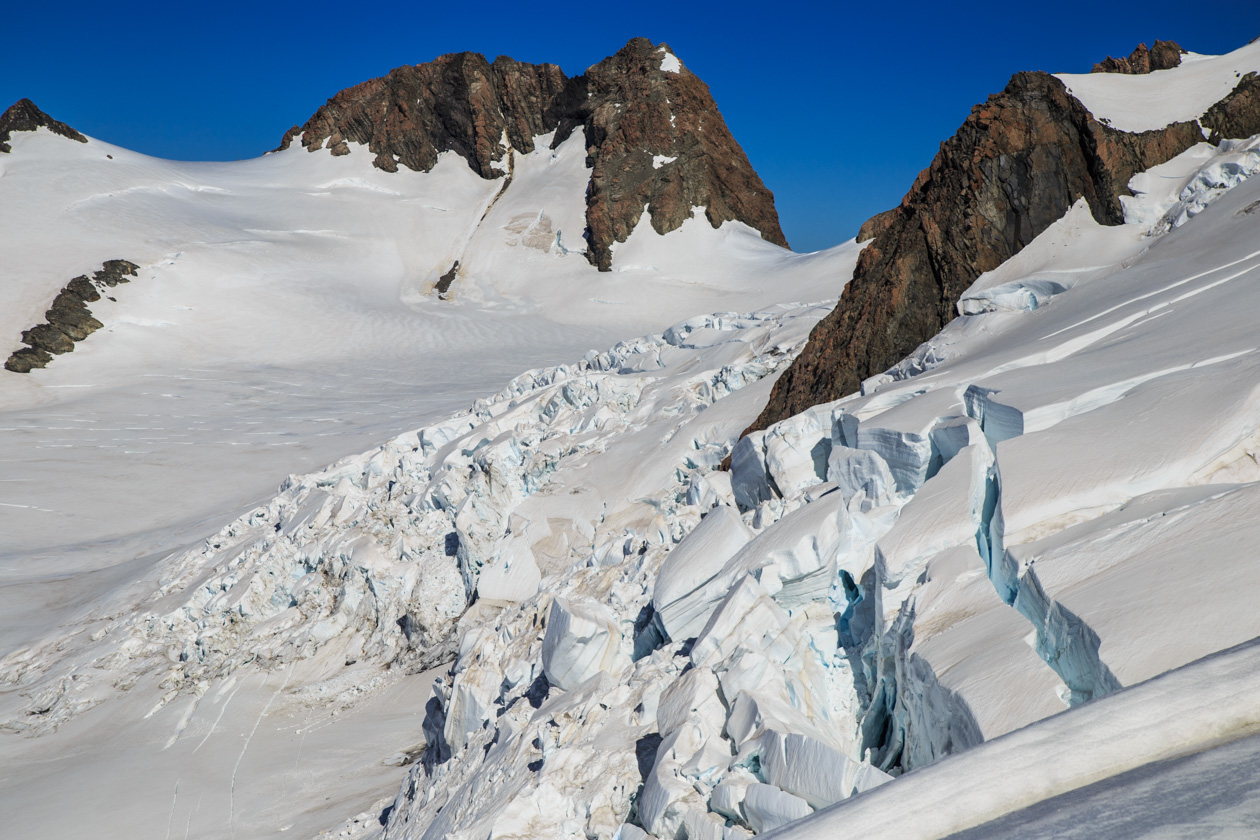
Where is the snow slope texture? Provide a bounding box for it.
[1057,38,1260,133]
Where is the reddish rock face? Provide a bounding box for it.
[855,208,897,243]
[0,98,87,153]
[281,37,787,270]
[1091,40,1185,74]
[552,37,788,270]
[746,71,1203,434]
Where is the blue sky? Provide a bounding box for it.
[5,1,1258,252]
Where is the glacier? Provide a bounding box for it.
[4,35,1260,840]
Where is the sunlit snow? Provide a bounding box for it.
[5,48,1260,840]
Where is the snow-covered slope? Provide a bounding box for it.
[0,113,857,839]
[0,297,851,839]
[6,38,1260,840]
[730,134,1260,839]
[0,124,843,599]
[367,122,1260,839]
[1057,38,1260,132]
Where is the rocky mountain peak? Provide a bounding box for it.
[0,99,88,153]
[276,52,566,177]
[746,69,1206,433]
[557,37,788,269]
[1091,40,1185,74]
[278,38,786,270]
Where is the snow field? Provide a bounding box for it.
[0,124,844,586]
[1057,39,1260,133]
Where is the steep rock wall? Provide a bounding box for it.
[551,37,787,269]
[277,53,566,177]
[747,71,1203,432]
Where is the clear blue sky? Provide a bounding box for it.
[5,1,1258,252]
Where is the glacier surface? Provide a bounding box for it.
[4,49,1260,840]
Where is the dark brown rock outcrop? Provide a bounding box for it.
[1202,72,1260,143]
[746,71,1203,433]
[279,38,786,271]
[5,260,139,373]
[1091,40,1185,75]
[277,53,567,178]
[0,99,87,153]
[551,37,788,270]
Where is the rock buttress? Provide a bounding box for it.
[5,261,139,373]
[277,53,567,177]
[553,37,788,270]
[746,71,1203,433]
[1202,73,1260,144]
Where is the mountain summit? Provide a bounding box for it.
[277,37,788,269]
[747,39,1260,433]
[0,98,86,153]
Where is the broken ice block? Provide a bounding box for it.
[742,783,812,833]
[541,597,625,691]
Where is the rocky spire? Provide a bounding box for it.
[278,38,787,270]
[745,71,1204,434]
[0,99,88,153]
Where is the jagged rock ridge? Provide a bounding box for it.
[5,260,139,373]
[0,98,87,153]
[279,37,787,271]
[1202,72,1260,143]
[747,68,1206,432]
[276,53,566,177]
[1092,40,1185,74]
